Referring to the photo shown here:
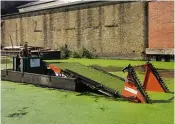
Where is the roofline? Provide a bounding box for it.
[17,1,90,13]
[1,1,113,18]
[1,1,102,18]
[17,0,55,9]
[1,1,144,19]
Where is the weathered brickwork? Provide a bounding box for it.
[148,1,174,48]
[1,2,148,59]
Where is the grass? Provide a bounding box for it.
[1,58,174,124]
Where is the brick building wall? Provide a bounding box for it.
[1,2,148,59]
[148,1,174,49]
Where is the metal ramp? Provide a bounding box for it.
[52,62,125,93]
[57,64,151,103]
[64,69,121,97]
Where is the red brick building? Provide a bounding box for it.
[146,1,174,61]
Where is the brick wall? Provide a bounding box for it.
[1,2,147,59]
[148,1,174,48]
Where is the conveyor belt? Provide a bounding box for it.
[50,62,152,103]
[89,65,125,82]
[53,62,125,93]
[65,69,121,97]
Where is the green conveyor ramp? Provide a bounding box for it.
[53,62,125,93]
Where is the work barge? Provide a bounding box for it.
[1,46,61,59]
[1,56,171,104]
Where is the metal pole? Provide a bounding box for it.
[5,45,8,75]
[6,52,7,69]
[9,34,14,69]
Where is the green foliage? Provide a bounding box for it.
[71,51,81,58]
[71,47,94,59]
[60,45,94,59]
[60,45,71,59]
[81,47,93,59]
